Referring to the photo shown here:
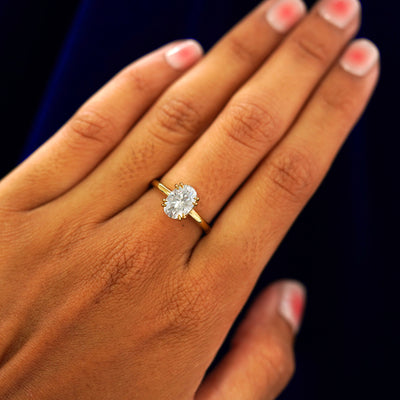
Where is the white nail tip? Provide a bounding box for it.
[165,40,204,70]
[340,39,380,77]
[278,281,306,334]
[318,0,361,29]
[266,0,307,33]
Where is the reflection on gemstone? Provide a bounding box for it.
[164,184,197,220]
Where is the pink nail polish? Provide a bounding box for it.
[165,40,204,71]
[340,39,380,76]
[278,281,306,333]
[266,0,307,33]
[318,0,360,29]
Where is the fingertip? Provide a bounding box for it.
[339,38,380,77]
[276,280,307,334]
[266,0,307,34]
[165,39,204,71]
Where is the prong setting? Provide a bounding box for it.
[162,183,198,220]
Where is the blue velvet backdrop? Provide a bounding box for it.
[0,0,398,398]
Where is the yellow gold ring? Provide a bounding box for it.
[151,180,211,234]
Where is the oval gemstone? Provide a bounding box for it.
[164,185,197,219]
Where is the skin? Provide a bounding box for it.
[0,0,379,398]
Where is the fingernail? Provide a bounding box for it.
[266,0,307,33]
[340,39,380,76]
[165,39,204,71]
[318,0,360,29]
[278,280,306,334]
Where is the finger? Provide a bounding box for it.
[0,40,203,211]
[194,39,379,297]
[59,0,307,221]
[195,281,306,400]
[130,0,361,244]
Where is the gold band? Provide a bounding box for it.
[151,179,211,234]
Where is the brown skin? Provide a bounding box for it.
[0,0,379,398]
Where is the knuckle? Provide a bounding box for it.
[290,31,331,65]
[224,99,279,152]
[263,341,296,384]
[226,34,258,64]
[68,108,116,148]
[265,147,316,203]
[122,64,150,92]
[319,84,358,120]
[151,95,201,144]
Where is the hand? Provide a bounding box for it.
[0,0,379,398]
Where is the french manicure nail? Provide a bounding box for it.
[318,0,360,29]
[278,281,306,334]
[266,0,307,33]
[340,39,380,76]
[165,39,204,71]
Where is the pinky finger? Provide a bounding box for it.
[195,281,306,400]
[0,40,203,211]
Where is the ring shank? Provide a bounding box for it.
[151,179,211,234]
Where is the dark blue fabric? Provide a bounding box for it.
[20,0,250,156]
[1,0,398,398]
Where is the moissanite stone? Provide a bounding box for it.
[163,184,197,220]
